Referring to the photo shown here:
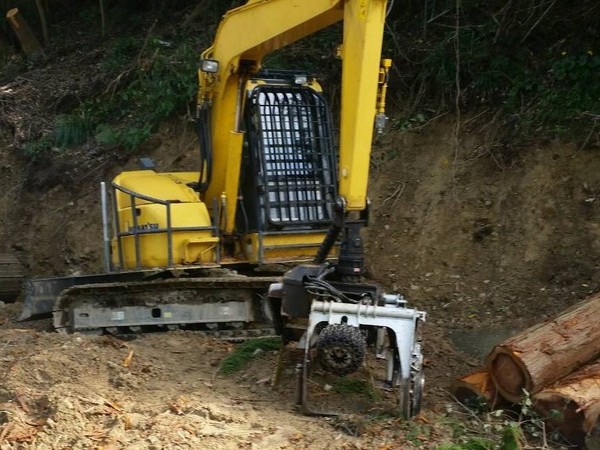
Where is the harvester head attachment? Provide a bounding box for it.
[280,268,426,418]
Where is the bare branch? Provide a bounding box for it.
[519,0,558,44]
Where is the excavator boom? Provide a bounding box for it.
[198,0,387,234]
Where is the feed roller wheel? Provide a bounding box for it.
[316,323,366,376]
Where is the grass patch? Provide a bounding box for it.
[102,36,142,74]
[22,136,54,161]
[333,377,380,401]
[95,123,152,152]
[53,113,94,148]
[218,337,282,375]
[436,438,495,450]
[21,34,199,160]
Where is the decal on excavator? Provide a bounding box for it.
[127,223,160,232]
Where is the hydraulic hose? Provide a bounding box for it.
[196,107,213,193]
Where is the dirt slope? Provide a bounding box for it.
[368,120,600,331]
[2,115,595,448]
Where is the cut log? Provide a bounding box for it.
[5,8,45,60]
[451,368,506,409]
[487,292,600,403]
[533,360,600,448]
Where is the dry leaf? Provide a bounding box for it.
[415,414,430,424]
[0,422,15,442]
[2,424,38,443]
[289,432,304,442]
[168,403,184,415]
[24,418,47,427]
[15,391,30,413]
[105,336,129,349]
[122,414,133,430]
[123,350,134,367]
[104,400,122,412]
[99,439,121,450]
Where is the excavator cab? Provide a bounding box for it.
[238,75,338,235]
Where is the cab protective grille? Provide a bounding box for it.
[247,85,337,227]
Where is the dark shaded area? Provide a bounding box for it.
[2,0,598,151]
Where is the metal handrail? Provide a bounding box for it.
[111,182,218,269]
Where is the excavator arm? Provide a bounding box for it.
[197,0,389,235]
[195,0,426,418]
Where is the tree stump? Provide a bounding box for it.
[534,360,600,448]
[487,292,600,403]
[5,8,45,60]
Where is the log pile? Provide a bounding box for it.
[452,292,600,448]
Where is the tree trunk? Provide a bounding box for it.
[99,0,106,37]
[5,8,45,60]
[451,368,506,409]
[35,0,49,46]
[533,360,600,449]
[183,0,209,27]
[0,28,12,53]
[487,292,600,403]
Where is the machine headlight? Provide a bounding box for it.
[375,112,388,134]
[294,75,308,85]
[200,59,219,73]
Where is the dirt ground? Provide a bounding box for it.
[2,7,600,449]
[0,303,461,450]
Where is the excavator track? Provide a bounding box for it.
[0,253,23,303]
[53,276,281,337]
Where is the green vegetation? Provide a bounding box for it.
[434,418,526,450]
[88,36,198,151]
[22,136,53,161]
[431,390,565,450]
[332,377,380,400]
[7,0,598,159]
[53,113,94,148]
[264,26,341,77]
[218,337,282,375]
[437,438,494,450]
[386,1,599,140]
[101,36,141,74]
[94,124,152,152]
[22,33,199,159]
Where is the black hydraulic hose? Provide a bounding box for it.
[196,107,213,193]
[237,194,250,233]
[313,197,345,264]
[313,224,341,264]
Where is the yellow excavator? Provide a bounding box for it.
[20,0,425,416]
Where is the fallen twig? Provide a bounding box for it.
[380,181,406,209]
[102,20,158,98]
